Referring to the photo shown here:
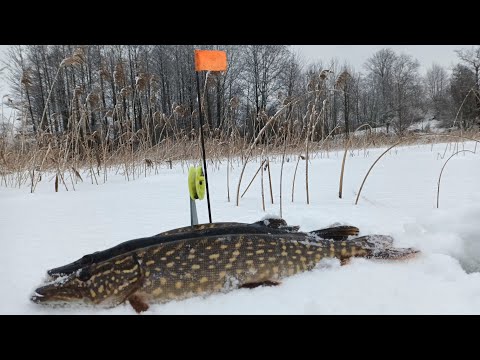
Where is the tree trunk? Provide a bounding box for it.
[25,87,37,133]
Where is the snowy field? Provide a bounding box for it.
[1,141,479,314]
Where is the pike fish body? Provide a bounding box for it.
[46,219,357,278]
[46,219,304,278]
[32,233,417,312]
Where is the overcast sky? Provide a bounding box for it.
[291,45,474,73]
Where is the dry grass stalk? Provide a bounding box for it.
[436,150,476,208]
[338,123,373,199]
[240,159,266,199]
[291,154,302,203]
[279,121,291,217]
[260,155,265,212]
[266,159,273,204]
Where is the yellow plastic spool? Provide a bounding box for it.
[188,166,206,200]
[195,166,205,200]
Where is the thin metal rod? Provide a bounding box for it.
[195,71,212,223]
[190,198,199,225]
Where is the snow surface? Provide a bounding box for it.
[351,119,443,137]
[1,142,479,314]
[408,119,443,133]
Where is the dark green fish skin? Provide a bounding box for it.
[46,220,298,277]
[46,219,358,278]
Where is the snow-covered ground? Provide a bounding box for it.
[408,118,443,133]
[1,142,479,314]
[351,118,444,137]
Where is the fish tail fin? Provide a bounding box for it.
[352,235,420,260]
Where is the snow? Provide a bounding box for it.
[408,118,443,133]
[351,118,444,137]
[1,142,479,314]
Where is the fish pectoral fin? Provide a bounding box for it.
[340,258,351,266]
[121,253,148,313]
[128,294,150,313]
[240,280,281,289]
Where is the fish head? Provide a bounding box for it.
[31,271,93,306]
[32,254,143,307]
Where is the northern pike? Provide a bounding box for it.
[32,232,418,313]
[47,218,359,278]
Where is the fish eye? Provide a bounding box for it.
[78,268,92,282]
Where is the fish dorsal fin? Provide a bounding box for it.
[310,225,360,241]
[259,217,288,229]
[254,217,300,231]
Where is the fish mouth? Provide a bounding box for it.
[30,288,82,304]
[31,291,46,304]
[30,283,64,304]
[31,284,58,304]
[30,276,84,304]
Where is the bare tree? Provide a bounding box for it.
[455,46,480,121]
[391,53,422,134]
[241,45,290,138]
[425,63,450,123]
[450,64,477,129]
[365,48,396,130]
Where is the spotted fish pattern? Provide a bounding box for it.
[32,233,418,313]
[46,219,355,278]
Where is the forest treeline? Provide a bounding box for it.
[3,45,480,146]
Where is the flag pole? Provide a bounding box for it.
[195,71,212,223]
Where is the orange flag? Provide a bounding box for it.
[194,50,227,71]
